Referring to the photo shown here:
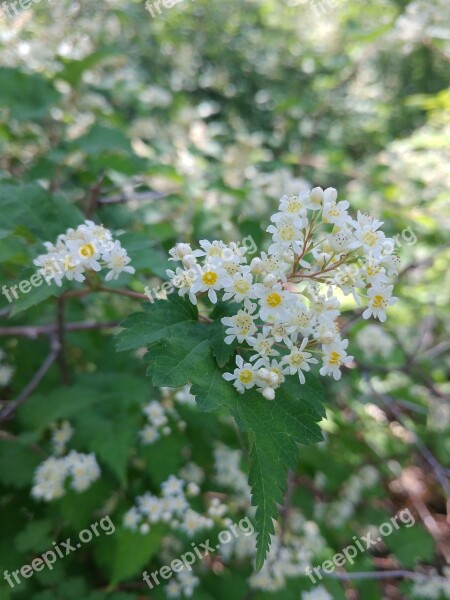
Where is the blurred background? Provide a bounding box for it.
[0,0,449,599]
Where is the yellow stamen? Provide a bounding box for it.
[266,292,282,308]
[329,351,341,366]
[202,271,218,286]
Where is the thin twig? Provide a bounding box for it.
[85,171,106,218]
[317,569,442,581]
[97,286,149,300]
[56,296,69,385]
[0,336,60,422]
[362,372,450,498]
[0,321,119,338]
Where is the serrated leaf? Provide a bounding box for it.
[208,301,240,367]
[209,319,237,367]
[15,519,54,553]
[117,296,326,568]
[116,295,198,351]
[227,376,325,569]
[145,332,236,412]
[94,526,165,585]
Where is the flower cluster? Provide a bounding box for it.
[167,187,399,400]
[139,386,194,446]
[123,473,213,537]
[319,465,379,527]
[50,420,74,455]
[34,220,135,286]
[31,450,100,501]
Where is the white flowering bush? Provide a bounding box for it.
[1,1,449,599]
[117,186,398,565]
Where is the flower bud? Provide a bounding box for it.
[263,274,277,287]
[250,257,264,274]
[262,387,275,401]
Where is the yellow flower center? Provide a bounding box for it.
[290,352,305,367]
[234,280,251,294]
[363,231,378,247]
[202,271,218,286]
[287,197,302,213]
[372,294,385,308]
[279,225,295,241]
[329,351,341,366]
[266,292,282,308]
[79,243,95,258]
[239,369,254,384]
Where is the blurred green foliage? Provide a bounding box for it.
[0,0,449,598]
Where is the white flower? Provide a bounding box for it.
[66,451,101,492]
[31,457,68,501]
[221,309,257,344]
[166,266,198,303]
[0,364,14,386]
[279,190,312,217]
[320,339,353,380]
[362,285,397,322]
[262,322,296,345]
[248,333,278,362]
[139,425,160,445]
[222,268,257,308]
[51,421,73,456]
[123,507,141,531]
[302,585,333,600]
[322,189,352,227]
[267,214,304,255]
[190,263,232,303]
[223,355,258,393]
[169,242,202,262]
[66,238,102,272]
[104,241,135,280]
[196,239,227,263]
[162,475,185,497]
[254,283,295,321]
[138,493,164,521]
[281,338,318,383]
[350,223,386,259]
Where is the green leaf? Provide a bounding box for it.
[5,268,70,316]
[146,335,234,412]
[227,376,325,569]
[0,183,84,241]
[0,440,42,488]
[0,67,61,120]
[71,125,132,155]
[116,295,199,352]
[118,296,326,567]
[208,302,239,367]
[15,519,54,553]
[94,526,165,585]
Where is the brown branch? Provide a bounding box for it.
[56,296,69,385]
[96,286,149,300]
[361,371,450,498]
[0,336,60,422]
[0,321,119,339]
[85,171,106,218]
